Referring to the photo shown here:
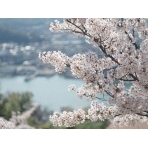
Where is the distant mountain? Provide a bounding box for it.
[0,26,43,44]
[0,18,63,44]
[0,18,63,31]
[0,18,51,29]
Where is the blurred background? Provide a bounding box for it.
[0,18,109,128]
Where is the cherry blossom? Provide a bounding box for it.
[50,109,86,127]
[40,18,148,127]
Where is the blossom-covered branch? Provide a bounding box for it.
[40,18,148,127]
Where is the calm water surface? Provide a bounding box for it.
[0,75,91,111]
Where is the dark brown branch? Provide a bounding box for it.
[63,28,82,34]
[104,90,114,98]
[84,94,107,101]
[115,113,148,118]
[98,44,121,65]
[118,78,137,81]
[136,113,148,118]
[115,73,138,81]
[129,73,139,81]
[125,31,139,50]
[66,19,88,36]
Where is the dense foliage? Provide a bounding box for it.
[0,91,36,128]
[0,92,33,119]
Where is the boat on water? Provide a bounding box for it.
[24,75,35,82]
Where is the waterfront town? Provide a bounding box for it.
[0,33,101,81]
[0,19,102,81]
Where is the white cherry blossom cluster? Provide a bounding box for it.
[40,18,148,127]
[50,101,117,127]
[87,101,117,122]
[50,109,86,127]
[0,117,15,129]
[112,114,148,127]
[109,89,148,116]
[39,51,70,73]
[0,106,37,129]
